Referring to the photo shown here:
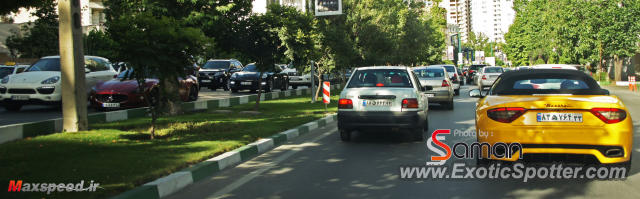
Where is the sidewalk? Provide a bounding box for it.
[603,85,640,96]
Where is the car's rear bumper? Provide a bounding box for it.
[338,111,425,130]
[476,120,633,164]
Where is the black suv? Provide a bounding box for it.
[198,59,243,91]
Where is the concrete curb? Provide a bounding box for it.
[0,84,342,145]
[110,114,338,199]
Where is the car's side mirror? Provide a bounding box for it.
[469,89,484,98]
[422,86,433,91]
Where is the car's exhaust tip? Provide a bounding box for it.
[604,148,623,157]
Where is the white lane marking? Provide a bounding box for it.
[206,126,336,199]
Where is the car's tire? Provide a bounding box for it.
[223,79,230,91]
[281,81,288,91]
[264,80,273,92]
[292,85,298,89]
[454,89,460,96]
[340,129,351,142]
[209,87,216,92]
[412,126,424,141]
[231,89,239,93]
[4,105,23,111]
[444,101,454,110]
[189,85,199,101]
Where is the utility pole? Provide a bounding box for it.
[59,0,88,132]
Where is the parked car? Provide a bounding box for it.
[0,55,117,111]
[466,64,486,84]
[477,66,505,90]
[430,65,461,95]
[229,63,289,93]
[0,65,28,79]
[413,66,455,110]
[89,69,199,111]
[470,69,631,171]
[198,59,243,91]
[338,66,430,141]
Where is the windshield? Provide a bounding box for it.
[414,68,445,79]
[442,66,456,74]
[347,69,413,88]
[483,67,503,73]
[26,58,60,72]
[242,64,257,72]
[203,61,229,69]
[0,67,14,78]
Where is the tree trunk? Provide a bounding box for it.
[314,73,323,102]
[254,72,264,111]
[614,55,624,82]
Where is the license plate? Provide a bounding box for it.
[11,95,29,101]
[102,103,120,108]
[241,82,252,85]
[362,100,392,107]
[537,113,583,122]
[425,93,435,97]
[201,80,211,83]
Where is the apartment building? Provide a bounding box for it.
[470,0,515,42]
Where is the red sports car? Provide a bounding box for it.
[89,70,199,111]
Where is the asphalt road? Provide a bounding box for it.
[0,87,304,126]
[167,85,640,199]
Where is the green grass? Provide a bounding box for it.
[0,93,339,199]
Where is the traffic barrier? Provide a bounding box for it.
[629,76,636,91]
[0,85,342,145]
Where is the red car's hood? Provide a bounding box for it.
[94,79,158,93]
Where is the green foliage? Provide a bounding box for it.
[504,0,640,68]
[83,30,118,60]
[5,0,58,58]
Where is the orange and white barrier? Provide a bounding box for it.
[629,76,636,91]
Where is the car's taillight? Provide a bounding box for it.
[590,108,627,124]
[402,98,419,109]
[442,80,450,87]
[470,70,475,73]
[338,99,353,109]
[487,107,527,123]
[482,75,487,80]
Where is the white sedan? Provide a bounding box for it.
[0,56,117,111]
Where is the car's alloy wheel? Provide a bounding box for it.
[223,78,230,91]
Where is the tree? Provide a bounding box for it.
[0,0,45,15]
[105,1,209,139]
[83,30,118,60]
[5,0,58,59]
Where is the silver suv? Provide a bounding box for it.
[338,66,431,141]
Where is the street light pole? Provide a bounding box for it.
[58,0,88,132]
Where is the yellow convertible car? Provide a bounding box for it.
[470,69,632,168]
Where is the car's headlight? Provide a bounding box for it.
[230,81,235,84]
[41,76,60,84]
[261,81,267,85]
[1,76,9,84]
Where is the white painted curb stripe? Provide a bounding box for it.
[282,129,299,140]
[296,89,302,96]
[209,151,241,170]
[53,118,63,132]
[239,96,249,104]
[303,122,318,131]
[260,94,265,101]
[251,139,275,153]
[219,98,230,107]
[272,92,279,99]
[145,171,193,198]
[0,124,22,144]
[194,100,207,110]
[105,110,128,122]
[323,115,334,123]
[284,90,291,97]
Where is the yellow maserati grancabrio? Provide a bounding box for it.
[470,69,632,168]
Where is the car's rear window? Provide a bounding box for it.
[443,66,455,73]
[347,69,413,88]
[414,68,445,78]
[484,67,503,73]
[491,72,605,95]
